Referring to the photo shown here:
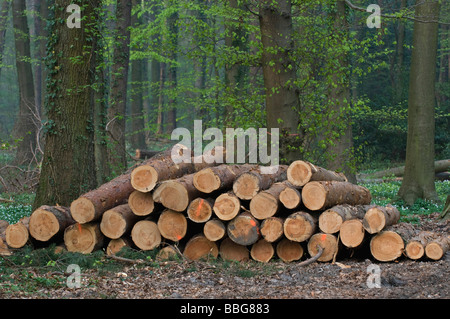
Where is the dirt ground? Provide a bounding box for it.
[2,214,449,301]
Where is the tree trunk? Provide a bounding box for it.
[302,181,372,211]
[287,160,347,187]
[107,0,132,174]
[397,0,440,205]
[100,204,141,239]
[165,2,178,133]
[250,239,274,263]
[33,0,99,210]
[0,0,11,78]
[12,0,37,165]
[64,222,104,254]
[29,205,74,242]
[232,165,288,200]
[318,204,370,234]
[130,218,161,251]
[258,0,300,163]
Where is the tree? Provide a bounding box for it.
[33,0,100,210]
[397,0,440,205]
[11,0,37,165]
[107,0,132,174]
[258,0,300,163]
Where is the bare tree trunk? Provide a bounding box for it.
[0,0,11,79]
[398,0,440,205]
[11,0,37,165]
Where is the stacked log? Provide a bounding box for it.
[4,146,447,265]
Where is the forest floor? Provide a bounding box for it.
[1,213,448,300]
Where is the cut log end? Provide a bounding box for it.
[106,238,130,256]
[5,223,29,249]
[187,198,213,223]
[203,219,226,242]
[219,237,249,262]
[157,210,187,242]
[128,190,155,216]
[405,241,425,260]
[250,192,278,220]
[279,186,301,209]
[183,234,218,261]
[370,231,404,262]
[213,192,240,221]
[100,210,128,240]
[131,220,161,251]
[260,217,284,243]
[301,182,326,211]
[29,208,60,242]
[287,160,312,186]
[227,213,260,246]
[283,212,316,242]
[363,207,386,234]
[233,173,260,200]
[276,238,304,262]
[340,219,365,248]
[131,165,158,193]
[193,168,221,193]
[318,210,343,234]
[153,181,191,212]
[307,233,338,262]
[250,239,274,263]
[425,242,445,261]
[64,223,104,254]
[70,198,96,224]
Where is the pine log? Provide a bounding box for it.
[157,209,188,242]
[219,237,250,262]
[153,173,202,212]
[183,234,219,261]
[64,222,104,254]
[213,191,241,221]
[193,164,259,194]
[106,237,132,256]
[100,204,141,239]
[279,182,302,209]
[283,211,318,242]
[339,219,366,248]
[232,165,288,200]
[405,231,439,260]
[128,190,156,216]
[362,205,400,234]
[287,160,347,187]
[425,235,450,261]
[260,217,284,243]
[307,233,339,262]
[5,217,29,249]
[302,181,372,211]
[131,219,161,251]
[276,238,304,262]
[131,145,225,193]
[29,205,75,242]
[250,239,274,263]
[203,218,226,242]
[249,182,289,220]
[227,212,260,246]
[319,204,371,234]
[187,197,214,223]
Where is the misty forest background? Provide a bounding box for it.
[0,0,448,213]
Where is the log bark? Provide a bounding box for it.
[362,204,400,234]
[100,204,141,239]
[339,219,366,248]
[219,237,250,262]
[302,181,372,211]
[425,235,450,261]
[227,212,260,246]
[361,159,449,179]
[128,190,155,216]
[183,234,219,261]
[260,217,284,243]
[157,209,188,242]
[213,192,241,221]
[250,239,274,263]
[5,217,29,249]
[135,149,160,160]
[106,237,132,256]
[187,198,214,223]
[193,164,259,194]
[131,145,225,193]
[307,232,339,262]
[318,204,370,234]
[152,173,202,212]
[276,238,304,262]
[29,205,75,242]
[249,182,289,220]
[283,211,318,242]
[232,165,288,200]
[131,219,161,251]
[287,160,347,187]
[203,219,226,242]
[279,182,302,210]
[64,222,104,254]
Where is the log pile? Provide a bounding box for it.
[1,149,449,264]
